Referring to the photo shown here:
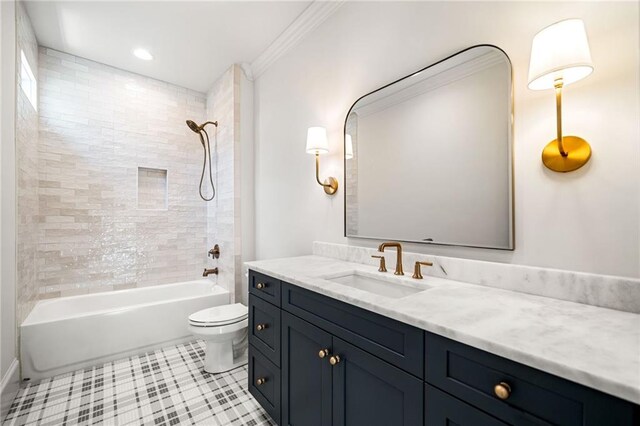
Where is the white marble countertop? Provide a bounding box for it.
[245,255,640,405]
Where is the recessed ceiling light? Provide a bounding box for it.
[133,48,153,61]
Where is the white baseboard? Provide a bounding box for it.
[0,358,20,422]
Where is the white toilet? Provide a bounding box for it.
[188,303,248,374]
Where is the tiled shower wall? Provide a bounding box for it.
[16,3,39,323]
[205,65,242,303]
[35,47,209,297]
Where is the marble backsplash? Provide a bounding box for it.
[313,241,640,314]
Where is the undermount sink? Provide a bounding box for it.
[323,271,428,299]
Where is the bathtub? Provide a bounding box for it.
[21,280,229,381]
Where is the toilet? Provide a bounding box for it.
[188,303,248,374]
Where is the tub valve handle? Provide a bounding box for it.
[208,244,220,259]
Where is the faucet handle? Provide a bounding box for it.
[371,255,387,272]
[412,261,433,279]
[208,244,220,259]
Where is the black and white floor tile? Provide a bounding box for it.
[4,341,274,426]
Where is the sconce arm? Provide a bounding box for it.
[314,154,339,195]
[554,78,568,157]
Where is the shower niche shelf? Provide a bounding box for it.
[137,167,168,210]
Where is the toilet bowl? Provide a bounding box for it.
[188,303,248,374]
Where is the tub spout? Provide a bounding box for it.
[203,268,218,277]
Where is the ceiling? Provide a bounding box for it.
[24,1,311,92]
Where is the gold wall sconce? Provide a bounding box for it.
[528,19,594,173]
[306,127,338,195]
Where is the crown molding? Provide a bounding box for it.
[250,0,344,80]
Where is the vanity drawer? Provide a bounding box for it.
[249,270,281,307]
[425,332,639,426]
[249,295,281,366]
[425,384,509,426]
[248,344,281,425]
[282,282,424,378]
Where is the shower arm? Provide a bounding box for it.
[200,121,218,130]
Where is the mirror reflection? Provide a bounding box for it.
[345,45,514,249]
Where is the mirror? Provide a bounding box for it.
[344,45,513,250]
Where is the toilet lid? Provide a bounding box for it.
[189,303,248,326]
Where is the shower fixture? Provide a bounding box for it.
[186,119,218,201]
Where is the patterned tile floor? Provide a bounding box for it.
[4,341,274,426]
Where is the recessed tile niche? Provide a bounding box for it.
[138,167,168,210]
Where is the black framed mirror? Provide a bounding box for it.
[344,45,514,250]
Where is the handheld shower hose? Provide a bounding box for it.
[186,120,218,201]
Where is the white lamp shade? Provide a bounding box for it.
[345,134,354,160]
[528,19,593,90]
[306,127,329,154]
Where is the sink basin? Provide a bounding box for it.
[324,271,427,299]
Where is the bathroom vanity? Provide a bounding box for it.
[246,257,640,426]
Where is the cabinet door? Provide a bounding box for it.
[282,312,332,426]
[425,384,510,426]
[331,337,423,426]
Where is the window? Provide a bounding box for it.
[20,50,37,111]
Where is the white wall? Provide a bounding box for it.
[254,1,640,278]
[1,0,20,418]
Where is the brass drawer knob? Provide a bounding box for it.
[256,323,268,331]
[329,355,341,366]
[318,349,330,359]
[494,382,511,400]
[256,377,267,386]
[256,282,265,290]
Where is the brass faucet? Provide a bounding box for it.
[378,242,403,275]
[412,261,433,279]
[371,255,387,272]
[203,267,218,277]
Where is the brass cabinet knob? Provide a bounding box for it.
[493,382,511,400]
[318,349,330,359]
[256,377,267,386]
[329,355,341,366]
[256,282,265,290]
[256,323,267,331]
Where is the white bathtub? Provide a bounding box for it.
[21,280,229,381]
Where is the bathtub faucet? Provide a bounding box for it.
[203,268,218,277]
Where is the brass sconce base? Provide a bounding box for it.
[322,177,339,195]
[542,136,592,173]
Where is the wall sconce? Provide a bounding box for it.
[306,127,338,195]
[528,19,594,173]
[345,134,354,160]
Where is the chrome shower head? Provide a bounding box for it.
[186,120,201,133]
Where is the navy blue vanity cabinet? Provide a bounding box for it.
[249,294,281,366]
[425,332,640,426]
[247,270,639,426]
[331,337,423,426]
[249,346,281,424]
[425,385,509,425]
[249,270,281,307]
[282,312,333,426]
[281,282,424,378]
[281,311,423,426]
[248,271,283,424]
